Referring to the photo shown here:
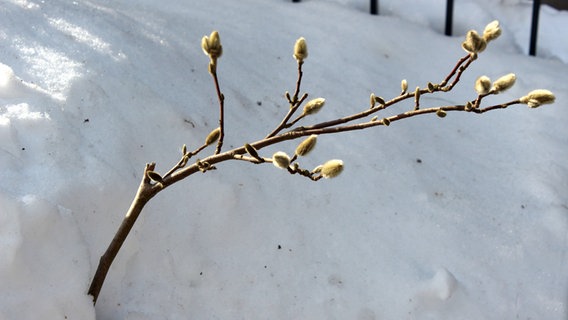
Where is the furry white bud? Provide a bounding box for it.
[272,151,291,169]
[303,98,325,115]
[462,30,487,54]
[205,127,221,146]
[295,135,318,156]
[401,79,408,94]
[321,159,344,179]
[520,89,555,108]
[492,73,516,93]
[201,31,222,59]
[474,76,491,95]
[483,20,502,42]
[293,37,308,62]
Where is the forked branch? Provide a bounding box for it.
[88,20,555,305]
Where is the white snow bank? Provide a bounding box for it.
[0,0,566,319]
[0,194,95,319]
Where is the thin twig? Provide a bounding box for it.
[292,61,304,103]
[440,53,471,88]
[211,69,225,154]
[475,99,521,113]
[266,61,307,138]
[162,144,208,179]
[292,100,523,136]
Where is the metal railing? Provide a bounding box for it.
[444,0,542,56]
[292,0,546,56]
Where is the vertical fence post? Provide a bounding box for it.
[445,0,454,36]
[529,0,541,56]
[370,0,379,15]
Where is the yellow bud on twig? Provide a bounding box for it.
[401,79,408,94]
[205,127,221,146]
[303,97,325,115]
[492,73,516,93]
[520,89,555,108]
[462,30,487,54]
[295,135,318,156]
[272,151,291,169]
[201,37,210,56]
[293,37,308,62]
[202,31,223,59]
[321,159,344,179]
[483,20,502,42]
[474,75,491,95]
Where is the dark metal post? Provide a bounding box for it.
[529,0,541,56]
[370,0,378,15]
[445,0,454,36]
[292,0,300,2]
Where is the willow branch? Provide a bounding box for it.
[88,92,526,305]
[89,26,552,307]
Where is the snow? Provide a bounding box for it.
[0,0,567,319]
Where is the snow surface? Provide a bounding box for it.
[1,0,567,319]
